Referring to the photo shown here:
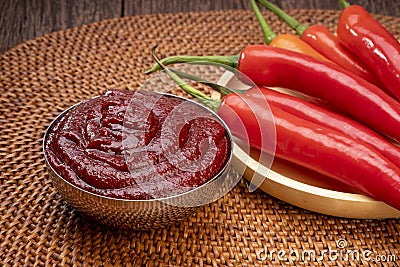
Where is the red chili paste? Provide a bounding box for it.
[44,90,231,200]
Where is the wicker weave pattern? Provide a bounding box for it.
[1,9,400,266]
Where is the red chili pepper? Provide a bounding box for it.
[237,45,400,141]
[337,0,400,101]
[249,0,331,62]
[246,86,400,168]
[219,93,400,210]
[256,0,384,89]
[145,45,400,142]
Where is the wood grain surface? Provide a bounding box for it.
[1,0,399,54]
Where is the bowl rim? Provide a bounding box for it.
[43,90,234,203]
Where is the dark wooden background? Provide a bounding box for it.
[1,0,399,54]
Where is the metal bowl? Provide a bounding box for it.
[43,92,235,230]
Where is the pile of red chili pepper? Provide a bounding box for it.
[145,0,400,211]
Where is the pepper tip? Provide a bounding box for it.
[143,66,157,75]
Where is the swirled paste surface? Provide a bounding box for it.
[45,90,230,200]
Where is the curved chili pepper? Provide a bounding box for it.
[337,0,400,101]
[220,93,400,211]
[250,0,330,62]
[238,45,400,141]
[145,45,400,142]
[151,50,400,211]
[256,0,384,89]
[246,87,400,168]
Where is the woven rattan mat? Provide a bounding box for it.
[1,9,400,266]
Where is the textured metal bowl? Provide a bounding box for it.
[43,92,235,230]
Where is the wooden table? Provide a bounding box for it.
[1,0,399,54]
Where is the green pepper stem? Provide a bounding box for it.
[171,69,240,96]
[250,0,277,45]
[144,54,239,75]
[151,46,221,112]
[257,0,308,36]
[339,0,351,8]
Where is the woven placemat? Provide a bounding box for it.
[1,9,400,266]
